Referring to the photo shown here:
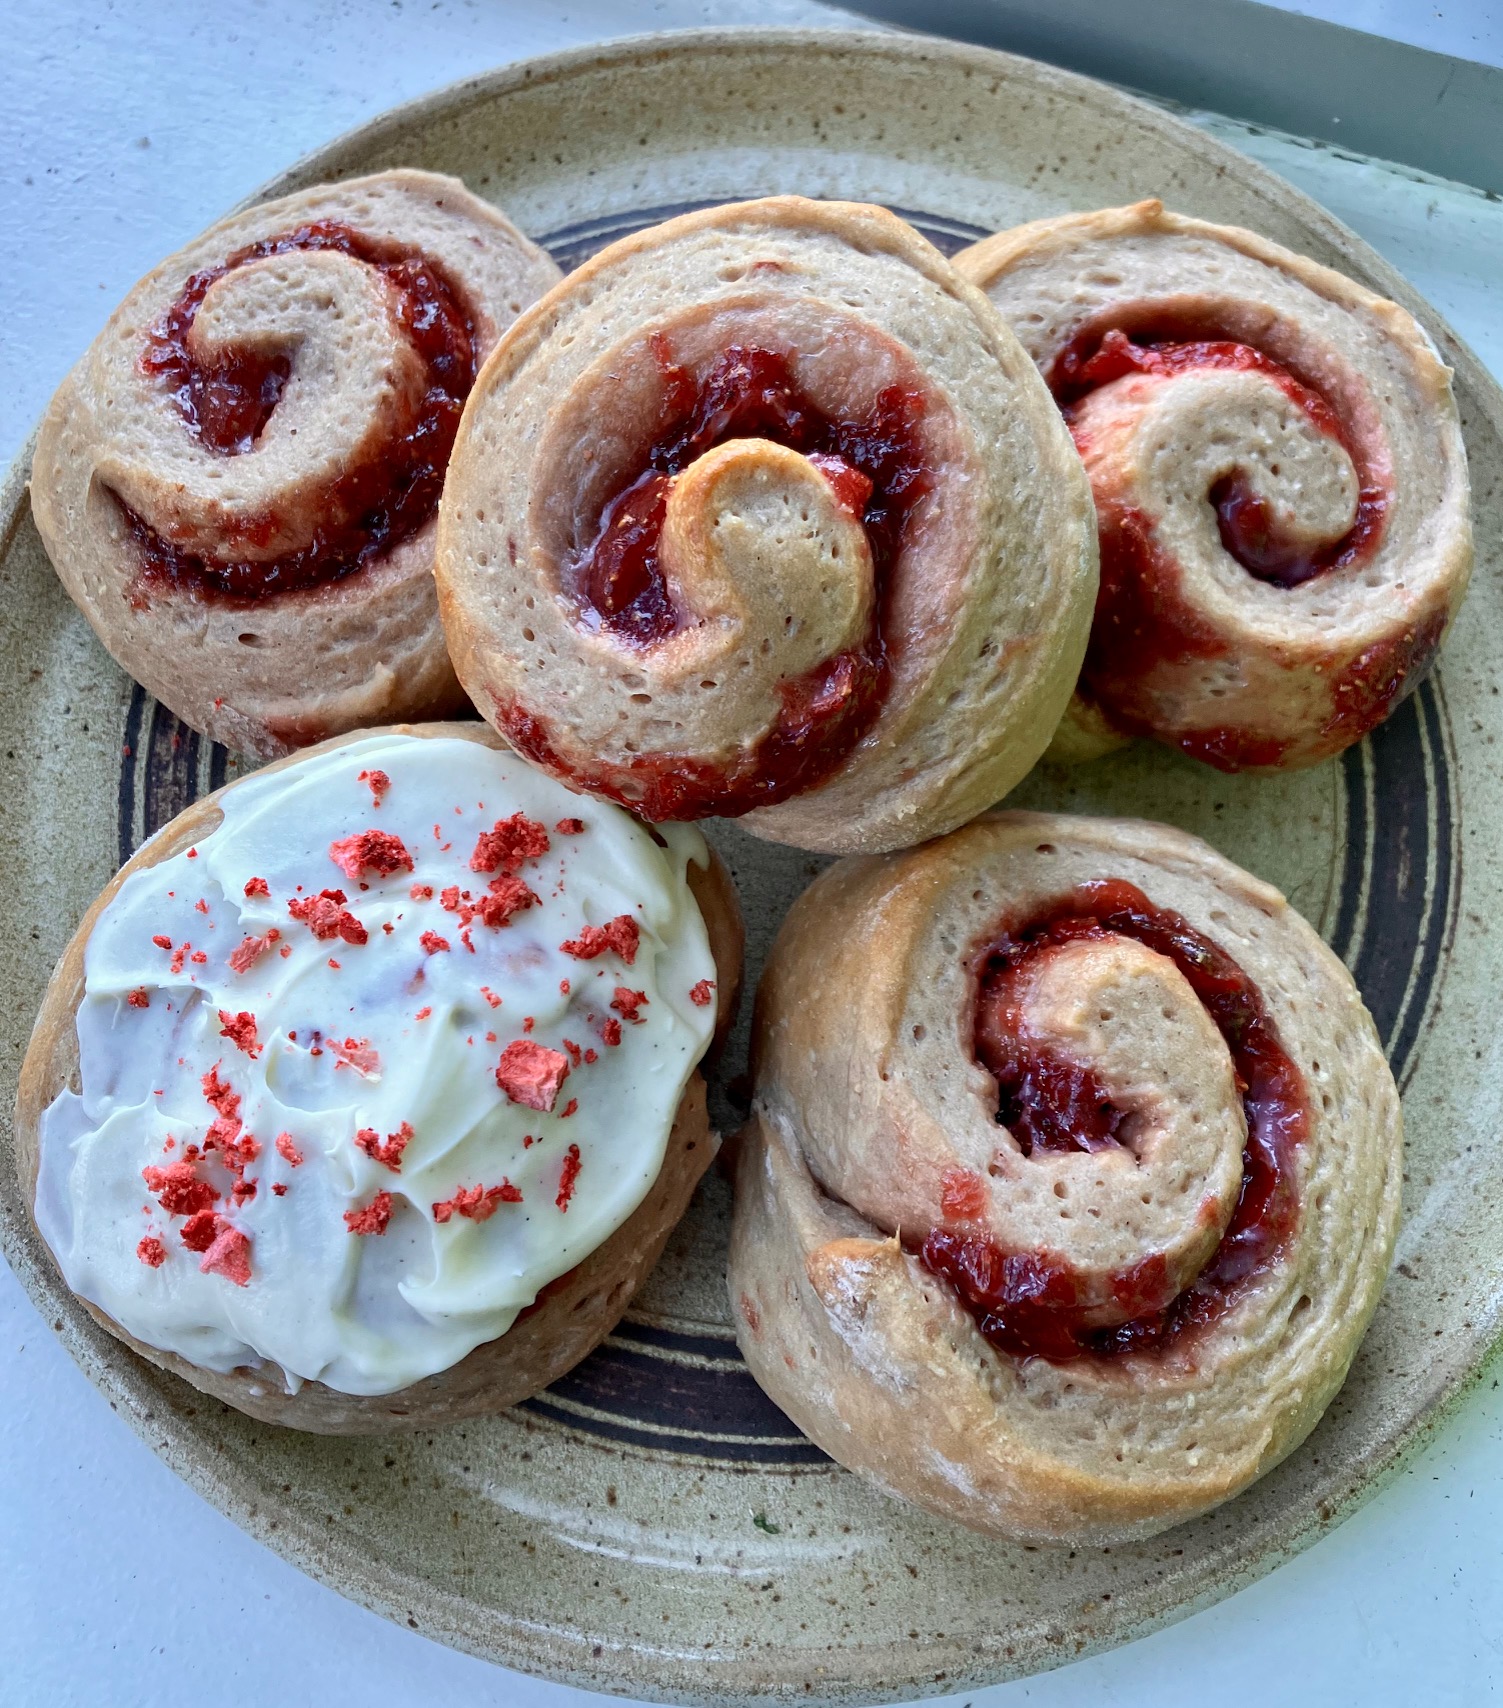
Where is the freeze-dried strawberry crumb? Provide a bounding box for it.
[611,987,648,1024]
[127,988,150,1009]
[477,875,538,928]
[555,818,585,835]
[601,1018,622,1048]
[189,951,207,965]
[560,1098,578,1119]
[561,915,640,965]
[272,1183,287,1196]
[142,1162,217,1218]
[496,1040,569,1112]
[329,829,413,881]
[228,927,281,974]
[194,898,210,915]
[136,1236,167,1268]
[583,1047,598,1065]
[689,980,715,1007]
[555,1144,582,1211]
[358,768,391,807]
[410,883,434,902]
[216,1131,261,1174]
[522,1016,534,1033]
[480,987,502,1009]
[329,1036,380,1077]
[218,1009,261,1056]
[169,942,190,974]
[243,876,270,899]
[232,1178,257,1206]
[200,1221,252,1285]
[420,930,450,955]
[345,1192,393,1235]
[202,1065,240,1120]
[562,1039,583,1067]
[415,1005,431,1021]
[355,1121,413,1172]
[180,1209,219,1252]
[275,1133,304,1167]
[288,889,368,945]
[152,934,172,950]
[470,813,550,876]
[432,1180,523,1224]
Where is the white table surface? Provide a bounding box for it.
[4,4,1502,1705]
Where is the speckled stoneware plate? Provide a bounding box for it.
[3,26,1501,1705]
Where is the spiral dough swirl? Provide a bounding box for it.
[729,812,1401,1543]
[32,171,561,758]
[436,197,1098,855]
[955,201,1472,770]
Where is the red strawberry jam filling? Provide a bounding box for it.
[496,341,932,820]
[123,221,476,602]
[921,879,1308,1362]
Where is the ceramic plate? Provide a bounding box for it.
[3,27,1501,1706]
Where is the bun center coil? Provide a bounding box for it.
[118,221,477,602]
[924,878,1309,1362]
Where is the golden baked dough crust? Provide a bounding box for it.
[16,724,743,1435]
[31,172,561,760]
[437,196,1098,854]
[729,810,1400,1543]
[956,200,1472,771]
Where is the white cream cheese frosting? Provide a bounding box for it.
[34,733,718,1396]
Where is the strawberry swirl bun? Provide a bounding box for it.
[17,727,742,1433]
[729,813,1400,1543]
[436,197,1097,855]
[32,172,561,759]
[955,201,1472,770]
